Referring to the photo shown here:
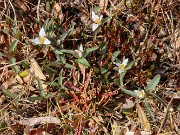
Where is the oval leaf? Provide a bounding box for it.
[111,51,120,62]
[38,79,45,98]
[9,39,18,52]
[119,86,138,98]
[101,67,108,74]
[76,58,90,67]
[144,99,155,121]
[125,60,134,70]
[19,70,29,77]
[83,46,99,57]
[145,74,160,92]
[58,69,63,86]
[64,63,76,69]
[9,58,19,74]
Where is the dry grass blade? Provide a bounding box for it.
[136,103,151,132]
[99,0,108,12]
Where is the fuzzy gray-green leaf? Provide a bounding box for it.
[9,40,18,52]
[145,74,160,92]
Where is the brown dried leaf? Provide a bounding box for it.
[23,74,32,84]
[30,58,46,80]
[0,77,17,90]
[0,95,6,105]
[53,3,61,13]
[15,75,23,84]
[136,103,151,132]
[51,3,64,21]
[18,116,61,126]
[141,131,152,135]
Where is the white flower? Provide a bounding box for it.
[134,90,145,98]
[75,44,84,57]
[92,11,103,31]
[31,27,51,44]
[114,58,129,73]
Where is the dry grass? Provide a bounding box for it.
[0,0,179,134]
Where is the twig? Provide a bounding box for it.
[37,0,41,20]
[8,0,17,29]
[157,92,178,135]
[0,59,27,71]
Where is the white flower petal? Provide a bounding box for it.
[134,90,145,98]
[79,44,83,52]
[43,38,51,44]
[92,11,99,22]
[39,27,46,37]
[122,58,129,66]
[31,37,41,44]
[92,23,99,31]
[134,90,140,95]
[114,62,120,67]
[100,15,103,21]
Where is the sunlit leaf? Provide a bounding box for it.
[144,99,155,121]
[60,49,75,54]
[64,63,76,69]
[19,70,29,77]
[60,22,74,41]
[9,39,18,52]
[52,48,63,54]
[21,61,30,69]
[44,65,57,78]
[46,1,51,12]
[111,51,120,62]
[2,29,9,35]
[114,78,120,86]
[44,65,57,73]
[145,74,160,92]
[76,58,90,67]
[125,60,134,70]
[104,71,110,85]
[101,66,108,74]
[2,89,18,104]
[60,56,66,64]
[46,81,59,87]
[47,61,63,67]
[38,79,45,98]
[58,69,63,87]
[83,46,99,57]
[2,89,16,99]
[102,17,111,23]
[9,58,19,74]
[27,96,44,101]
[119,86,138,98]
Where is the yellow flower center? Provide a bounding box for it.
[39,36,45,44]
[94,18,101,24]
[140,91,145,98]
[120,64,125,71]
